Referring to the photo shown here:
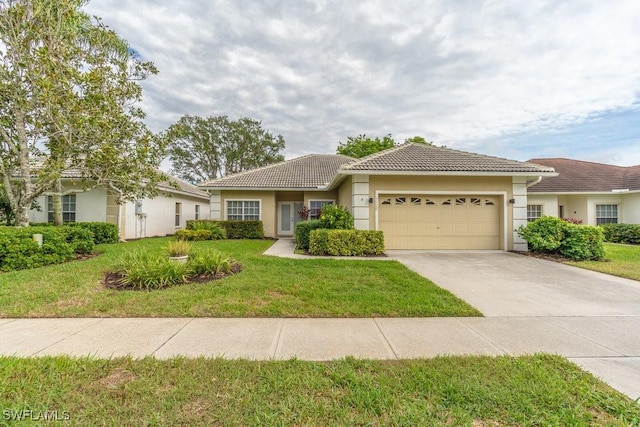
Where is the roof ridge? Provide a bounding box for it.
[198,154,320,186]
[528,158,633,169]
[343,142,411,168]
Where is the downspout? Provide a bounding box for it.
[526,176,542,188]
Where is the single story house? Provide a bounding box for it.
[29,172,210,240]
[527,158,640,225]
[199,143,557,251]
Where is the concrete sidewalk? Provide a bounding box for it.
[1,316,639,400]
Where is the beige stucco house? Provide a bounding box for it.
[527,158,640,226]
[200,143,556,251]
[29,174,210,240]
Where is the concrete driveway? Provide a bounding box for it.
[389,250,640,317]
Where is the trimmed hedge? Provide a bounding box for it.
[0,225,94,272]
[601,223,640,245]
[309,229,385,256]
[294,220,323,250]
[517,216,605,261]
[186,220,264,239]
[28,221,119,244]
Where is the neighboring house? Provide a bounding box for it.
[527,158,640,226]
[29,173,210,240]
[199,143,556,251]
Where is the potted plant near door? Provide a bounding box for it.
[166,240,191,264]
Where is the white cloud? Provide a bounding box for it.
[86,0,640,162]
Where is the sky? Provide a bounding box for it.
[85,0,640,166]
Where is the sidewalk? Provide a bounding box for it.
[2,239,639,401]
[1,316,639,399]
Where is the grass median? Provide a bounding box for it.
[1,354,638,426]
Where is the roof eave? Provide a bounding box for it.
[199,186,333,192]
[338,169,558,177]
[528,189,640,195]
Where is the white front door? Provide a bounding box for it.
[278,202,304,236]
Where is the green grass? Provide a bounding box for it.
[0,237,480,317]
[1,355,637,426]
[568,243,640,281]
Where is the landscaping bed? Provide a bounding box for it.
[1,354,637,426]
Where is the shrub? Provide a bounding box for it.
[518,216,605,261]
[28,222,119,244]
[559,225,605,261]
[294,220,323,250]
[309,229,385,256]
[188,249,234,276]
[70,222,119,244]
[65,227,95,255]
[517,216,566,252]
[0,226,75,271]
[175,229,214,241]
[601,223,640,245]
[319,204,354,230]
[187,220,264,239]
[117,252,190,290]
[178,222,226,241]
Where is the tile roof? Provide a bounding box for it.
[26,157,209,199]
[158,176,210,199]
[527,158,640,192]
[341,143,556,174]
[199,154,355,189]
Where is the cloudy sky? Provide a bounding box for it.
[85,0,640,165]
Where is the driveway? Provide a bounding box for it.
[389,250,640,317]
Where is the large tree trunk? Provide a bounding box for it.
[52,178,63,225]
[15,205,30,227]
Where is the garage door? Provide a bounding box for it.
[378,195,500,249]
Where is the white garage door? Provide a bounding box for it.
[378,195,500,249]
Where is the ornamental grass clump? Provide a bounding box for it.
[117,251,190,290]
[188,249,237,277]
[109,245,241,291]
[165,240,191,257]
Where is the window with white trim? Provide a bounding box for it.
[309,200,334,220]
[195,204,200,220]
[47,194,76,223]
[527,205,542,222]
[175,202,182,227]
[227,200,260,221]
[596,204,618,225]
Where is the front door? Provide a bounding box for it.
[278,202,304,236]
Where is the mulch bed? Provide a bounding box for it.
[103,262,242,291]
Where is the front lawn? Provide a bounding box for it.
[568,243,640,281]
[0,238,480,317]
[1,355,638,426]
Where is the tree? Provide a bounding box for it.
[0,0,167,226]
[165,115,286,184]
[404,135,432,144]
[336,134,396,158]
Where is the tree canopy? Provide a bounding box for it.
[404,136,431,144]
[336,134,396,158]
[165,115,286,184]
[0,0,167,226]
